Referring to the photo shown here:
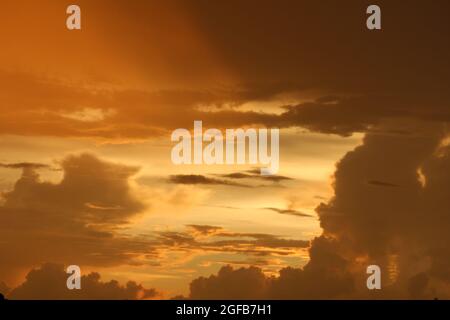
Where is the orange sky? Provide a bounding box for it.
[1,1,450,299]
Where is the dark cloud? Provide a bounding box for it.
[189,239,355,300]
[212,232,310,251]
[219,258,273,267]
[188,122,450,299]
[188,235,354,299]
[169,174,250,188]
[3,71,450,139]
[1,2,449,140]
[263,207,313,218]
[0,154,152,282]
[218,173,249,179]
[3,153,145,224]
[7,263,159,300]
[0,162,50,170]
[0,155,307,287]
[219,169,293,183]
[190,265,271,300]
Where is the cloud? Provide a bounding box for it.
[154,226,309,258]
[190,265,271,300]
[207,232,310,252]
[263,207,313,218]
[169,174,250,188]
[1,2,449,141]
[311,122,450,299]
[3,153,144,225]
[0,162,50,170]
[0,155,306,288]
[7,263,160,300]
[3,69,450,140]
[188,122,450,299]
[0,153,152,282]
[1,1,450,300]
[218,169,293,183]
[189,243,354,300]
[188,235,354,299]
[186,225,224,237]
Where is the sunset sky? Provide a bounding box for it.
[0,0,450,299]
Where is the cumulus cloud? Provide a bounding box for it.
[190,265,271,300]
[0,153,151,282]
[2,153,145,225]
[0,154,307,287]
[7,263,160,300]
[188,122,450,299]
[188,236,354,299]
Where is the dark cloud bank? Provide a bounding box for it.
[7,264,159,300]
[178,1,450,300]
[188,123,450,299]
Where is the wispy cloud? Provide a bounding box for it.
[263,207,313,218]
[169,174,250,188]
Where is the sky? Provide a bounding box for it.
[0,0,450,299]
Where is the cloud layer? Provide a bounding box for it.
[1,2,449,140]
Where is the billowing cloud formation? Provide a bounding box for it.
[189,236,354,299]
[0,154,150,282]
[0,151,308,287]
[189,123,450,299]
[190,265,271,300]
[4,153,145,224]
[315,122,450,298]
[7,264,159,300]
